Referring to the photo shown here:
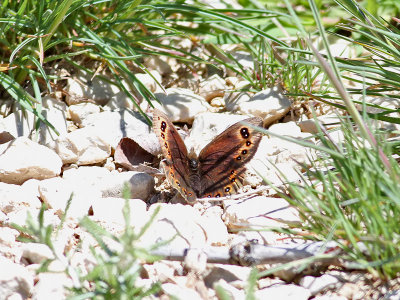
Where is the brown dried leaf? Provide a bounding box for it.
[115,137,155,170]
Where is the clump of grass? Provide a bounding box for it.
[70,201,162,299]
[13,187,163,299]
[259,0,400,279]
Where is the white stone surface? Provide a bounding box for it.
[298,114,342,134]
[32,272,71,300]
[198,206,229,246]
[300,274,340,295]
[140,204,207,248]
[100,171,155,200]
[255,284,311,300]
[91,197,148,229]
[38,177,100,219]
[268,122,310,139]
[65,72,120,106]
[150,88,211,123]
[80,110,158,154]
[223,196,300,229]
[21,243,55,264]
[51,126,111,165]
[68,102,101,125]
[0,182,41,214]
[0,257,33,299]
[62,167,155,201]
[199,74,227,102]
[0,137,62,184]
[135,70,163,92]
[162,283,203,300]
[237,87,291,125]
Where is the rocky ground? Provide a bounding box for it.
[0,47,399,299]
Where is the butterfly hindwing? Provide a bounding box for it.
[153,109,197,202]
[197,117,263,198]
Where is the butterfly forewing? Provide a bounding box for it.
[197,117,263,198]
[153,109,197,202]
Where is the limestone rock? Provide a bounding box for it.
[0,137,62,184]
[0,257,33,299]
[237,87,291,125]
[51,126,111,165]
[198,74,227,102]
[68,102,101,125]
[255,283,311,300]
[38,177,101,219]
[21,243,55,264]
[300,274,340,295]
[150,88,211,123]
[65,72,120,106]
[91,198,148,230]
[223,196,300,229]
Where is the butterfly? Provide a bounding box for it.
[153,109,263,203]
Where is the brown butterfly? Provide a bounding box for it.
[153,109,263,203]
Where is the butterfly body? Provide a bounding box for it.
[153,109,263,203]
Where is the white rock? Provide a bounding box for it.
[51,126,111,165]
[140,204,206,248]
[0,227,18,247]
[212,279,245,299]
[62,166,110,184]
[184,248,208,274]
[298,114,342,134]
[224,91,252,112]
[21,243,55,264]
[231,51,254,69]
[62,167,155,201]
[237,87,291,125]
[91,197,148,229]
[223,196,300,229]
[38,177,101,219]
[255,284,311,300]
[0,99,13,117]
[65,72,120,106]
[3,207,60,230]
[37,96,69,145]
[80,110,158,154]
[100,171,155,200]
[143,56,173,75]
[210,97,225,108]
[150,88,211,123]
[143,261,184,282]
[199,74,227,102]
[0,137,62,184]
[0,182,41,214]
[135,70,163,92]
[1,98,68,146]
[300,274,340,295]
[32,272,71,300]
[0,257,33,299]
[205,264,251,285]
[162,283,203,300]
[198,206,228,246]
[252,135,315,168]
[68,102,101,125]
[0,109,35,140]
[268,122,310,139]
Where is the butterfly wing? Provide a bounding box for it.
[153,109,197,203]
[197,117,263,198]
